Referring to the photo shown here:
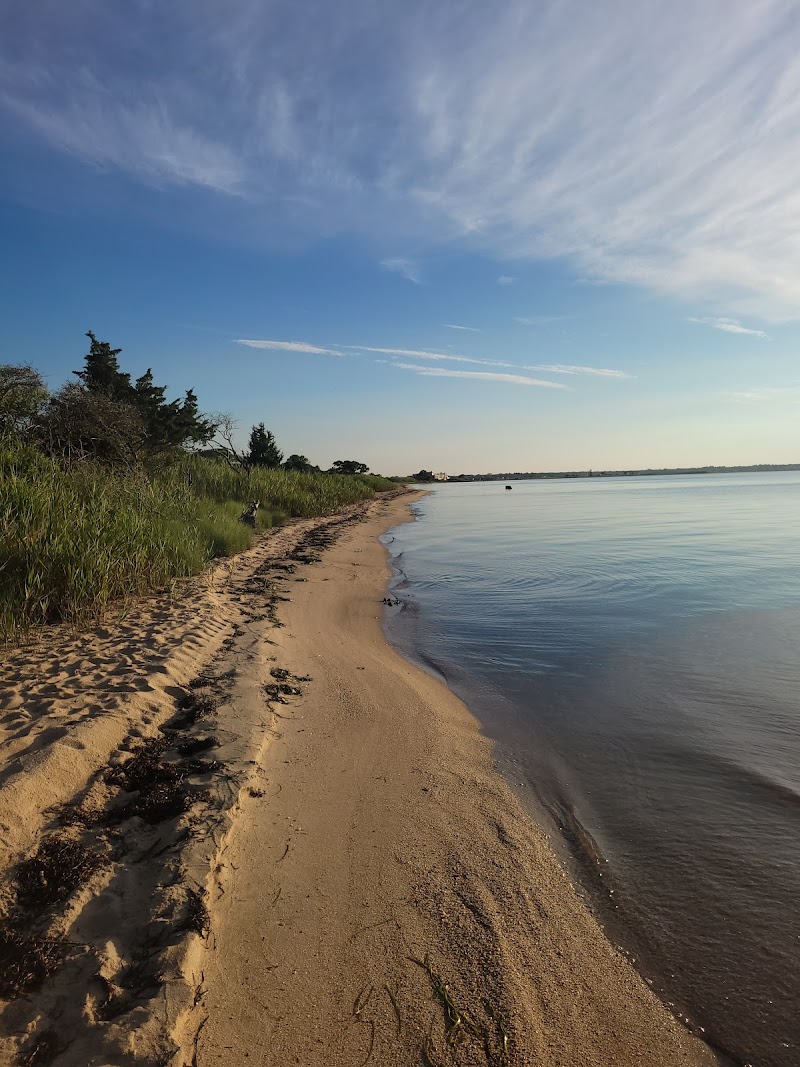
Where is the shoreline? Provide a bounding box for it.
[0,491,719,1065]
[191,492,717,1065]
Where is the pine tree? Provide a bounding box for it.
[177,389,216,448]
[247,423,283,468]
[65,332,217,461]
[74,332,132,400]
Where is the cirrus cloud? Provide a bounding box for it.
[392,363,569,388]
[4,2,800,317]
[235,339,340,354]
[525,364,634,378]
[4,2,800,316]
[689,317,769,339]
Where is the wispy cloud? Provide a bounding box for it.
[238,338,633,382]
[689,317,768,339]
[497,276,515,286]
[5,3,800,315]
[393,363,569,388]
[525,364,634,378]
[235,339,340,354]
[336,344,511,367]
[380,258,421,283]
[515,315,569,326]
[444,323,481,332]
[1,74,243,193]
[725,386,800,402]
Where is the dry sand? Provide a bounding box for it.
[0,492,721,1066]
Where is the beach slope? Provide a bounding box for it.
[192,493,717,1066]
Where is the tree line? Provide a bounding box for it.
[0,332,374,476]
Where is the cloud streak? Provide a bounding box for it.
[444,323,481,332]
[515,316,569,326]
[725,386,800,402]
[525,364,634,378]
[689,317,769,338]
[393,363,569,388]
[336,344,512,367]
[236,339,340,354]
[236,338,633,380]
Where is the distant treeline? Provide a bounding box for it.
[439,464,800,482]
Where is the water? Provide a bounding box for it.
[384,473,800,1067]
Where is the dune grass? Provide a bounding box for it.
[0,440,395,639]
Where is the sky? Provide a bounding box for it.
[1,0,800,474]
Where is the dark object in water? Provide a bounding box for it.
[505,485,512,490]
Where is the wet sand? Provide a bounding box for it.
[0,492,719,1066]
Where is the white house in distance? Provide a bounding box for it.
[432,472,448,481]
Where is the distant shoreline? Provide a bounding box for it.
[434,463,800,482]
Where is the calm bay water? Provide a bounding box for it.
[384,473,800,1067]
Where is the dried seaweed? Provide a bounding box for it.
[178,736,218,757]
[182,889,210,937]
[110,738,175,786]
[17,835,100,907]
[113,779,196,825]
[184,758,221,776]
[0,925,67,997]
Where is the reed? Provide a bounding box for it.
[0,440,395,639]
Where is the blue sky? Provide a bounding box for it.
[1,0,800,474]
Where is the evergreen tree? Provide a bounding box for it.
[247,423,283,468]
[176,390,216,448]
[68,333,217,459]
[74,332,132,400]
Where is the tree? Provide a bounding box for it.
[284,453,313,472]
[74,331,132,400]
[247,423,283,468]
[331,459,369,476]
[133,372,215,453]
[0,364,48,435]
[40,382,146,465]
[413,470,434,481]
[69,332,217,460]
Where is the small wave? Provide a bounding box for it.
[674,745,800,813]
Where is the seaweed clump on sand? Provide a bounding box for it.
[107,739,205,825]
[0,923,68,997]
[181,888,210,937]
[16,834,100,907]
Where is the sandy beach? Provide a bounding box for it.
[0,491,719,1066]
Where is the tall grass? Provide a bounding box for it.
[0,441,395,639]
